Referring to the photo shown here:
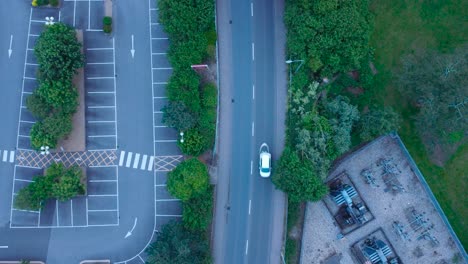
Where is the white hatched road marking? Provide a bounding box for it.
[133,153,140,169]
[125,152,133,167]
[140,155,148,170]
[119,151,126,166]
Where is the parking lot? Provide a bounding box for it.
[11,5,120,229]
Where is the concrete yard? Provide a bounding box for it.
[300,135,466,264]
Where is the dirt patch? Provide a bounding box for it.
[346,86,364,95]
[58,30,85,152]
[428,140,463,167]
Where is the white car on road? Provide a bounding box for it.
[259,143,271,178]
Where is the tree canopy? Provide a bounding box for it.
[182,186,213,231]
[167,158,209,201]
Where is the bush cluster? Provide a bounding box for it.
[14,163,85,210]
[103,16,112,33]
[158,0,217,157]
[27,23,84,150]
[32,0,59,7]
[147,158,213,263]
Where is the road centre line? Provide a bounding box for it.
[126,152,133,167]
[250,160,253,175]
[133,153,140,169]
[249,199,252,215]
[147,156,155,171]
[251,2,254,16]
[252,43,255,61]
[252,84,255,99]
[140,155,148,170]
[245,240,249,255]
[252,122,254,136]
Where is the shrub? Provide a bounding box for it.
[49,0,59,7]
[178,128,205,156]
[36,0,49,6]
[162,101,197,132]
[103,16,112,25]
[201,83,217,109]
[358,107,400,141]
[182,186,213,231]
[26,93,52,120]
[32,0,38,7]
[36,80,78,115]
[103,24,112,34]
[166,69,202,114]
[167,158,209,201]
[30,114,72,150]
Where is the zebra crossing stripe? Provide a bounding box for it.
[9,151,15,163]
[126,152,133,167]
[133,153,140,169]
[2,151,7,162]
[119,151,126,166]
[147,156,154,171]
[140,155,148,170]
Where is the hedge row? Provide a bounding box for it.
[158,0,217,157]
[15,163,85,210]
[27,23,84,150]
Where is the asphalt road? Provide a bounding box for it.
[216,0,287,263]
[0,1,170,263]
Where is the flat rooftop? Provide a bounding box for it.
[300,135,466,264]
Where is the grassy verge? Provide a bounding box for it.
[368,0,467,247]
[285,201,304,264]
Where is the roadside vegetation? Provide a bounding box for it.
[15,163,85,210]
[27,23,84,150]
[146,0,216,263]
[280,0,467,262]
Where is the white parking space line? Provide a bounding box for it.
[71,199,73,226]
[152,52,166,55]
[56,200,59,226]
[87,77,114,80]
[9,151,15,163]
[140,155,148,170]
[20,120,35,123]
[153,82,168,85]
[86,198,89,225]
[87,47,113,50]
[88,194,118,197]
[15,179,33,183]
[154,140,177,143]
[133,153,140,169]
[119,151,126,166]
[12,208,40,214]
[87,62,113,65]
[87,120,115,123]
[2,151,7,162]
[87,209,118,212]
[89,179,117,183]
[151,37,168,40]
[152,67,173,70]
[87,106,115,109]
[147,156,154,171]
[153,96,167,99]
[154,125,167,128]
[0,246,8,249]
[156,214,182,217]
[156,198,180,202]
[125,152,133,167]
[87,91,115,94]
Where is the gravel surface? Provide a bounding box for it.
[300,135,464,264]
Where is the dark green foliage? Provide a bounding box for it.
[272,147,328,203]
[30,114,73,149]
[145,221,211,264]
[201,83,217,109]
[167,158,209,201]
[182,186,213,231]
[166,69,202,114]
[103,24,112,34]
[168,36,207,71]
[162,101,197,132]
[103,16,112,25]
[285,0,372,77]
[26,93,52,120]
[36,0,49,6]
[49,0,59,7]
[36,80,78,115]
[14,163,84,210]
[178,128,205,156]
[358,107,400,141]
[398,47,467,149]
[35,23,84,82]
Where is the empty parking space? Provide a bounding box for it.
[155,186,177,200]
[11,209,39,227]
[87,166,117,181]
[86,64,115,78]
[87,195,118,211]
[23,78,38,93]
[24,64,38,79]
[89,1,104,30]
[155,216,180,232]
[151,25,168,38]
[19,120,34,137]
[87,210,118,226]
[156,201,182,216]
[151,39,169,53]
[155,172,168,185]
[86,49,114,63]
[39,200,57,226]
[15,166,42,181]
[58,201,72,227]
[86,122,116,136]
[71,197,88,226]
[13,180,31,194]
[155,142,182,156]
[87,136,117,150]
[154,127,178,141]
[150,9,159,24]
[152,55,171,68]
[27,36,38,49]
[86,92,115,107]
[88,181,117,196]
[86,78,115,92]
[152,69,173,83]
[18,136,33,150]
[86,108,116,122]
[153,97,168,112]
[152,84,167,97]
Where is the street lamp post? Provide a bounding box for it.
[45,17,55,26]
[285,59,304,86]
[179,132,184,144]
[40,146,50,155]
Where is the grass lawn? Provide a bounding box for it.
[368,0,467,247]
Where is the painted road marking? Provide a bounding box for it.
[2,151,7,162]
[133,153,140,169]
[245,240,249,255]
[0,246,8,249]
[249,200,252,215]
[125,152,133,167]
[140,155,148,170]
[147,156,154,171]
[119,151,126,166]
[9,151,14,163]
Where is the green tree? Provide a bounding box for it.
[162,101,197,132]
[26,93,52,120]
[358,107,400,141]
[182,186,213,231]
[285,0,372,76]
[167,158,209,201]
[30,114,72,149]
[166,69,202,114]
[34,23,84,82]
[272,147,328,203]
[145,221,211,264]
[49,164,84,201]
[14,174,54,210]
[398,47,467,149]
[36,80,78,115]
[178,128,205,156]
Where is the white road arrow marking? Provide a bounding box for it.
[130,35,135,58]
[8,35,13,58]
[125,217,138,238]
